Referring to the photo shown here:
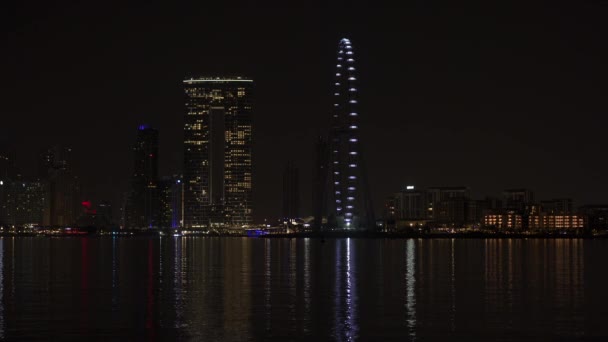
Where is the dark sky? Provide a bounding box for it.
[2,1,608,222]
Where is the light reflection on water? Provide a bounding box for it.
[0,237,604,340]
[405,239,416,339]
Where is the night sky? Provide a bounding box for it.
[2,1,608,222]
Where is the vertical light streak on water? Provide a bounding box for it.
[334,240,342,340]
[174,236,183,328]
[289,239,297,322]
[159,237,163,281]
[145,240,155,335]
[405,239,416,339]
[0,238,4,340]
[450,238,456,332]
[303,238,311,333]
[507,239,514,326]
[345,238,357,341]
[9,238,13,300]
[111,236,118,311]
[264,239,272,332]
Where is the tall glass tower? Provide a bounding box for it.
[126,125,159,229]
[183,77,253,229]
[329,38,374,230]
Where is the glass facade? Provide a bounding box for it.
[125,126,159,229]
[183,77,253,228]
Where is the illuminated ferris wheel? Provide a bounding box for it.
[329,38,372,229]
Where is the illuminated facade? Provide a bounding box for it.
[183,77,253,228]
[528,214,585,231]
[484,212,585,231]
[329,38,374,229]
[0,180,46,228]
[484,211,523,230]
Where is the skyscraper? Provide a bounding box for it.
[282,161,299,219]
[328,38,374,230]
[0,147,16,180]
[312,136,329,231]
[158,175,183,229]
[0,179,46,228]
[40,146,81,227]
[125,125,159,229]
[183,77,253,229]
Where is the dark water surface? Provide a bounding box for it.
[0,237,606,341]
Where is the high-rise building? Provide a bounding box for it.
[0,147,17,180]
[312,136,329,231]
[125,125,159,229]
[541,198,573,214]
[96,200,113,229]
[0,178,46,228]
[503,189,535,210]
[426,187,470,224]
[282,161,299,220]
[183,77,253,229]
[328,38,374,230]
[394,186,426,220]
[579,205,608,232]
[40,146,81,227]
[158,175,183,229]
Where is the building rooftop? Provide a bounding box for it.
[183,77,253,83]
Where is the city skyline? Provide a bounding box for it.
[4,3,608,341]
[2,2,608,224]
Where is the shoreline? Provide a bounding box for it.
[0,231,606,239]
